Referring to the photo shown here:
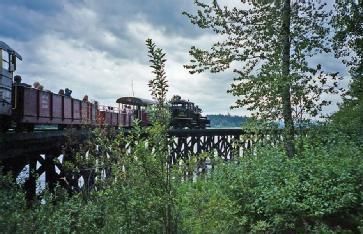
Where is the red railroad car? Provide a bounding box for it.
[97,106,133,127]
[116,97,155,127]
[12,85,97,130]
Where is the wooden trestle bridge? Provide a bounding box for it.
[0,128,270,200]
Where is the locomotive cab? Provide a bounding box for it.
[0,41,22,131]
[170,95,210,129]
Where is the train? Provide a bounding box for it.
[0,41,209,132]
[170,95,210,129]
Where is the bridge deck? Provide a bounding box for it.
[0,128,247,160]
[0,128,253,200]
[168,128,244,136]
[0,130,90,159]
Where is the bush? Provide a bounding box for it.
[1,129,362,233]
[0,173,28,233]
[0,123,173,233]
[176,133,363,233]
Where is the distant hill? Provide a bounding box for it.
[206,114,248,128]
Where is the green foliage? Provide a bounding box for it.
[146,38,169,107]
[0,181,105,233]
[92,123,176,233]
[1,127,362,233]
[0,173,28,233]
[184,0,345,157]
[332,0,362,78]
[176,132,363,233]
[183,1,341,122]
[331,99,363,136]
[331,0,363,136]
[242,117,279,132]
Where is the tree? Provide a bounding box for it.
[331,0,363,134]
[146,38,169,108]
[184,0,340,156]
[145,38,174,233]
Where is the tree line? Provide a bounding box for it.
[207,114,248,128]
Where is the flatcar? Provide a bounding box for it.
[170,95,210,129]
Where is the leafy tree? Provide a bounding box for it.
[145,38,174,233]
[183,0,341,156]
[146,38,169,108]
[331,0,363,134]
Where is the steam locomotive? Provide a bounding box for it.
[0,41,209,132]
[170,95,210,129]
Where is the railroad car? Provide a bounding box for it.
[170,95,210,129]
[116,97,156,126]
[0,41,22,131]
[12,85,98,131]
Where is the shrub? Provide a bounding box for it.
[176,133,363,233]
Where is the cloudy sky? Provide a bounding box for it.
[0,0,350,115]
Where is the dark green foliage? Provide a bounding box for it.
[332,0,362,78]
[0,180,105,233]
[331,99,363,137]
[0,173,28,233]
[331,0,363,136]
[91,124,175,233]
[1,128,362,233]
[176,132,363,233]
[207,114,248,128]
